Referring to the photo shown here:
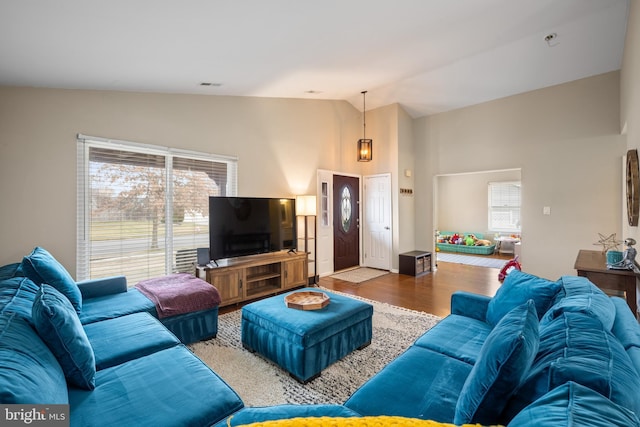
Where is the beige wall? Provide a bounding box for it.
[361,103,416,269]
[622,0,640,243]
[0,87,360,274]
[2,22,635,282]
[415,72,625,280]
[436,169,521,236]
[398,106,416,255]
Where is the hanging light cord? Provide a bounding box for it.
[362,90,367,139]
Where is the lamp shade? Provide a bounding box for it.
[358,139,372,162]
[296,195,317,216]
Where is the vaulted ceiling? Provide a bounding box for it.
[0,0,629,117]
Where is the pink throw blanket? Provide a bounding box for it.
[135,273,221,319]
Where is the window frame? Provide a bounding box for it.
[76,134,237,282]
[487,181,521,233]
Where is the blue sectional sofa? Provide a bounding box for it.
[0,248,243,427]
[3,245,640,427]
[343,270,640,426]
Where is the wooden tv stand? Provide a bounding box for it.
[197,251,308,307]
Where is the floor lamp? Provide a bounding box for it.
[296,195,317,285]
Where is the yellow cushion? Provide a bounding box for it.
[231,415,501,427]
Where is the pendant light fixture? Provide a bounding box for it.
[357,90,372,162]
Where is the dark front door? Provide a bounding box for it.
[333,175,360,271]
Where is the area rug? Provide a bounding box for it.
[437,252,507,269]
[329,267,389,284]
[189,292,440,407]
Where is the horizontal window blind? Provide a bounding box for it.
[488,181,521,232]
[77,135,237,283]
[171,156,227,273]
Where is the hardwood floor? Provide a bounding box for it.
[320,258,505,318]
[220,253,509,317]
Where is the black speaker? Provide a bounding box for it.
[197,248,210,266]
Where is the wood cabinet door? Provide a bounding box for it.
[283,258,307,289]
[207,269,243,305]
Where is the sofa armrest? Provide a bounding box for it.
[77,276,127,299]
[451,291,490,322]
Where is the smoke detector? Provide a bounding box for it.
[544,33,558,47]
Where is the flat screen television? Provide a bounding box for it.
[208,197,296,262]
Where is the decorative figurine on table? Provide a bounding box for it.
[594,232,621,253]
[608,238,640,274]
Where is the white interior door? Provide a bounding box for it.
[363,174,392,270]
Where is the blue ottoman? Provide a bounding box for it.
[241,288,373,383]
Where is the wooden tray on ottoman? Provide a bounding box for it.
[285,291,330,310]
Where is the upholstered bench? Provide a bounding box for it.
[78,272,222,344]
[241,288,373,383]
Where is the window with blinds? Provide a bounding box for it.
[488,181,521,232]
[77,135,237,283]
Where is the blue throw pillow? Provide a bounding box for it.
[503,311,640,421]
[21,247,82,314]
[553,275,608,301]
[486,270,561,327]
[0,276,40,320]
[0,313,68,404]
[541,292,616,330]
[508,381,640,427]
[454,299,539,425]
[541,275,616,330]
[32,284,95,390]
[0,262,21,280]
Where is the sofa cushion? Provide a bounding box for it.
[541,290,615,331]
[0,276,40,319]
[455,299,539,425]
[486,270,560,327]
[507,381,640,427]
[79,288,156,324]
[0,313,68,404]
[21,247,82,314]
[345,346,473,422]
[0,262,21,280]
[504,311,640,421]
[611,296,640,349]
[545,276,616,329]
[413,314,491,365]
[84,312,180,370]
[553,275,607,300]
[68,345,244,427]
[32,284,96,390]
[628,346,640,377]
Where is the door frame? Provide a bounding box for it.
[316,169,363,276]
[333,174,361,272]
[363,173,392,271]
[433,167,522,268]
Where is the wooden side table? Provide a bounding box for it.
[574,250,639,320]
